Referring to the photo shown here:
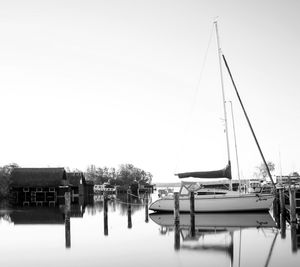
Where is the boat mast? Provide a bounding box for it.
[214,21,232,190]
[227,100,241,192]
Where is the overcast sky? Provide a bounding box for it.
[0,0,299,182]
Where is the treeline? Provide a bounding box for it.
[85,164,153,186]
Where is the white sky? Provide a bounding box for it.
[0,0,299,182]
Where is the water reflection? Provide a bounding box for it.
[0,193,151,249]
[7,206,79,248]
[151,212,280,266]
[0,192,300,267]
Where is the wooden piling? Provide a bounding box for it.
[64,191,71,248]
[64,191,71,213]
[104,192,108,236]
[289,187,297,223]
[145,194,149,223]
[65,214,71,248]
[291,223,297,253]
[174,192,180,222]
[273,191,280,228]
[127,188,132,229]
[174,192,180,250]
[280,213,286,239]
[190,191,195,237]
[278,188,285,217]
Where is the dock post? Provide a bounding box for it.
[273,190,280,228]
[127,188,132,229]
[278,188,286,217]
[280,213,286,239]
[64,191,71,249]
[104,192,108,236]
[289,187,297,223]
[190,191,195,237]
[64,191,71,213]
[145,193,149,223]
[65,214,71,249]
[174,192,180,250]
[291,222,297,253]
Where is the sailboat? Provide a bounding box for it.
[149,21,275,212]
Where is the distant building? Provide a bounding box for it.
[10,168,69,206]
[276,175,300,185]
[67,172,86,197]
[84,180,94,196]
[94,183,115,194]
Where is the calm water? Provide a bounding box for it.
[0,191,299,267]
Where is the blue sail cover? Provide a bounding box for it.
[176,163,232,180]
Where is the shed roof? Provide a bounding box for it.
[11,168,67,187]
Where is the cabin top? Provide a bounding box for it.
[11,168,67,188]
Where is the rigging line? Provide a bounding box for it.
[174,23,214,173]
[222,54,276,188]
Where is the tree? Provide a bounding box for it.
[289,171,300,177]
[116,164,152,185]
[0,163,19,198]
[85,163,152,186]
[255,161,275,181]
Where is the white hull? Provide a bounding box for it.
[149,193,274,212]
[150,212,276,228]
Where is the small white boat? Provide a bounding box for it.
[149,182,274,212]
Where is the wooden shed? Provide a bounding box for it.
[67,172,85,197]
[10,168,69,206]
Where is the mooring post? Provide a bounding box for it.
[64,191,71,213]
[127,188,132,229]
[280,213,286,239]
[174,192,180,222]
[278,187,286,217]
[64,191,71,248]
[145,193,149,223]
[65,214,71,249]
[174,192,180,250]
[273,190,280,228]
[289,186,297,223]
[291,222,297,253]
[190,191,195,237]
[104,192,108,236]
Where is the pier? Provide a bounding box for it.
[277,185,300,224]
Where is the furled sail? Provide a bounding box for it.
[176,163,231,179]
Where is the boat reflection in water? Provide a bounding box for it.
[150,212,277,229]
[150,212,279,265]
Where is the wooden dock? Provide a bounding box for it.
[276,185,300,224]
